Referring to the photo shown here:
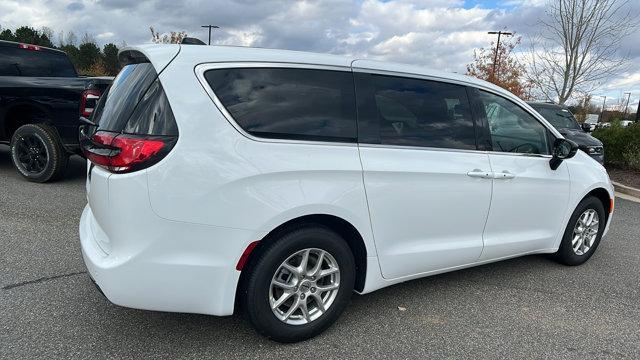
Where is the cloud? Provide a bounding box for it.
[96,31,114,40]
[0,0,638,101]
[66,2,84,11]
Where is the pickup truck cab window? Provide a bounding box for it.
[0,46,77,77]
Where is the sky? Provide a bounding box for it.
[0,0,638,112]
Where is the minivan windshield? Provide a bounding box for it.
[532,107,580,130]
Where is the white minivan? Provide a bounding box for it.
[79,44,614,342]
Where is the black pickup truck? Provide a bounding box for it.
[0,40,112,182]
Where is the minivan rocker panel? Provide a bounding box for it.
[80,44,613,342]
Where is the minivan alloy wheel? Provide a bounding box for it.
[269,248,340,325]
[572,209,599,256]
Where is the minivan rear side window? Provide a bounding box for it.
[204,68,357,142]
[355,73,477,150]
[91,62,177,136]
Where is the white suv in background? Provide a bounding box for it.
[79,44,614,342]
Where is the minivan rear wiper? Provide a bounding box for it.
[79,116,97,126]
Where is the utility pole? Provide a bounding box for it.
[487,31,512,82]
[600,95,607,122]
[201,25,219,45]
[622,92,631,119]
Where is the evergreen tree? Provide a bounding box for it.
[102,43,120,76]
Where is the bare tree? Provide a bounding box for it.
[66,31,77,46]
[80,32,95,45]
[149,26,187,44]
[529,0,636,104]
[41,26,54,43]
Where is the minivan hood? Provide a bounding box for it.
[557,128,602,147]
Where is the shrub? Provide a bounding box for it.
[593,122,640,170]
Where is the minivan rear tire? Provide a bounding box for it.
[241,225,355,343]
[10,123,69,183]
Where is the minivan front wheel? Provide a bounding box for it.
[554,196,606,266]
[242,226,355,342]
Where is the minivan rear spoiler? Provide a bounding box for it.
[118,45,180,74]
[118,50,149,65]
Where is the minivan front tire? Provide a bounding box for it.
[554,196,606,266]
[241,225,355,342]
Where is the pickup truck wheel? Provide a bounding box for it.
[10,123,69,183]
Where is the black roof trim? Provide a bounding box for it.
[0,39,67,55]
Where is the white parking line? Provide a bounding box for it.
[615,192,640,203]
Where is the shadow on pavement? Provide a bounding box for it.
[0,145,86,183]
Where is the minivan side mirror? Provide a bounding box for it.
[550,138,579,170]
[581,123,592,132]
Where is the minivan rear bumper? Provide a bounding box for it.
[79,204,254,316]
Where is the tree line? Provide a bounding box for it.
[0,25,121,76]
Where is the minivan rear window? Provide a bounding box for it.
[92,62,177,135]
[204,68,357,142]
[0,47,76,77]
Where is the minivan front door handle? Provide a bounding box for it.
[467,169,492,179]
[493,171,516,180]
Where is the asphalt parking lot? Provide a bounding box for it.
[1,146,639,359]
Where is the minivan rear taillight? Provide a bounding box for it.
[81,130,176,173]
[80,89,101,117]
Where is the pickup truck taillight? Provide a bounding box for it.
[80,130,177,174]
[80,89,101,117]
[18,43,41,51]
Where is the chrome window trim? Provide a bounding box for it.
[352,67,474,90]
[358,143,553,159]
[357,143,481,155]
[194,62,357,147]
[486,151,552,159]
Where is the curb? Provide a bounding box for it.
[612,181,640,198]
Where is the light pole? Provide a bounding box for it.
[622,92,631,119]
[600,95,607,122]
[201,25,220,45]
[487,31,512,82]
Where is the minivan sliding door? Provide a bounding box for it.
[353,66,492,279]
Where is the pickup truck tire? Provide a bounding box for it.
[10,123,69,183]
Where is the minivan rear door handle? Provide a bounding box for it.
[467,169,492,179]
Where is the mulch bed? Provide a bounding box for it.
[607,167,640,189]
